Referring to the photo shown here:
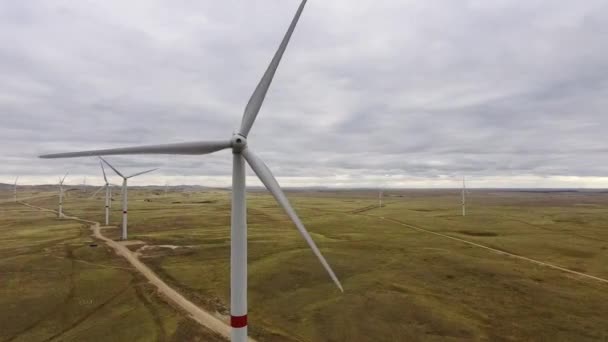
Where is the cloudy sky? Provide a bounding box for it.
[1,0,607,188]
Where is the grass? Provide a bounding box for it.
[2,187,608,341]
[0,194,224,342]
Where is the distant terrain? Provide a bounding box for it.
[1,186,607,341]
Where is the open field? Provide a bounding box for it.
[2,187,608,341]
[0,190,224,342]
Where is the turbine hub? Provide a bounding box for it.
[231,133,247,152]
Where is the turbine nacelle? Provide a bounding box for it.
[231,133,248,153]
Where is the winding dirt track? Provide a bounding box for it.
[89,224,235,339]
[19,202,251,341]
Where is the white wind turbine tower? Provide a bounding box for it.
[109,181,113,209]
[58,172,69,218]
[90,161,112,225]
[101,162,111,225]
[40,1,343,340]
[462,176,466,217]
[13,176,19,202]
[378,174,389,208]
[99,157,156,240]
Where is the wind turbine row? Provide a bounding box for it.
[99,157,157,240]
[90,160,114,225]
[39,1,342,340]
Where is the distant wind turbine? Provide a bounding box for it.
[39,1,343,341]
[462,176,466,217]
[99,157,157,240]
[378,189,383,208]
[13,176,18,202]
[58,172,69,218]
[100,162,111,225]
[94,182,116,209]
[90,161,112,225]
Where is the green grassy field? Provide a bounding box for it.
[2,187,608,341]
[0,190,224,342]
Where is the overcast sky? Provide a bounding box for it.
[1,0,607,188]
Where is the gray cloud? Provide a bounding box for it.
[1,0,608,188]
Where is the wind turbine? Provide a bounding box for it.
[99,157,156,240]
[378,174,389,208]
[100,162,111,225]
[462,176,466,217]
[13,176,18,202]
[39,1,343,340]
[58,172,69,218]
[90,161,112,225]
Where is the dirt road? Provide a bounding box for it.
[90,223,234,339]
[20,202,253,341]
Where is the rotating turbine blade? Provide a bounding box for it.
[39,140,232,159]
[14,176,19,186]
[127,168,158,179]
[242,148,343,292]
[60,172,69,185]
[99,157,125,178]
[90,185,105,198]
[239,0,307,137]
[100,161,108,183]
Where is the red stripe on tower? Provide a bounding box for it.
[231,315,247,328]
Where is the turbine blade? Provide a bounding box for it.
[100,161,108,183]
[60,171,69,184]
[242,148,343,292]
[127,168,158,179]
[239,0,307,137]
[39,140,232,159]
[99,157,125,178]
[14,176,19,186]
[90,185,105,198]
